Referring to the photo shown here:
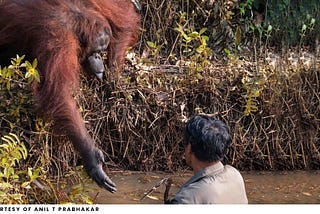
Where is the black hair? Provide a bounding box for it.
[184,115,231,162]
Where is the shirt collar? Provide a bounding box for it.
[181,161,224,188]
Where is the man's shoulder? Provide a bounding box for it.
[224,164,243,175]
[223,164,246,183]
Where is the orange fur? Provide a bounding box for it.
[0,0,140,191]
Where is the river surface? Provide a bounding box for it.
[91,170,320,204]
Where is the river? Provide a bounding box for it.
[91,170,320,204]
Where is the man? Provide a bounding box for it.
[169,114,248,204]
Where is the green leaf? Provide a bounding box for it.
[310,18,315,25]
[147,41,156,49]
[21,181,31,189]
[27,167,33,178]
[188,31,199,38]
[199,28,207,35]
[32,58,38,68]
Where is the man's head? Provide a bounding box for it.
[184,115,231,163]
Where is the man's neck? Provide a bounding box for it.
[192,160,219,174]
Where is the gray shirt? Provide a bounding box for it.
[171,162,248,204]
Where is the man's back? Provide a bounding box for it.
[171,162,248,204]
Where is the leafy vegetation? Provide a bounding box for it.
[0,133,51,204]
[0,133,28,203]
[0,55,38,130]
[0,56,101,204]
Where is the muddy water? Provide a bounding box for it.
[92,170,320,204]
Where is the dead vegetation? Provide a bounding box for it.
[1,0,319,182]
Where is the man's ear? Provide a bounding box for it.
[186,144,192,155]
